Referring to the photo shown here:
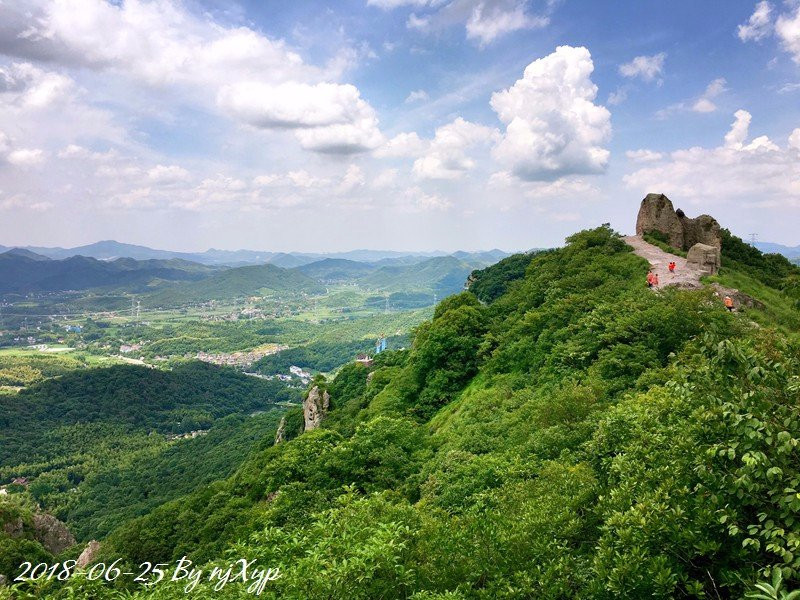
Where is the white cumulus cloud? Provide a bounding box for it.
[0,0,381,155]
[738,2,800,64]
[776,4,800,64]
[375,132,428,158]
[6,148,45,166]
[465,2,548,47]
[373,0,553,46]
[147,165,190,185]
[624,110,800,206]
[217,81,383,154]
[739,1,773,41]
[619,52,666,82]
[692,77,727,113]
[789,128,800,151]
[490,45,611,181]
[0,63,74,109]
[405,89,429,103]
[412,117,498,179]
[656,77,727,118]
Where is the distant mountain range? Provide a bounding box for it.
[0,250,218,295]
[294,254,494,298]
[0,240,510,268]
[0,242,510,302]
[753,241,800,261]
[357,255,479,296]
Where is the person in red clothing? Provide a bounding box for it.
[668,261,675,273]
[652,273,659,286]
[724,296,734,311]
[647,271,654,288]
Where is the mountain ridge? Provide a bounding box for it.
[0,240,512,267]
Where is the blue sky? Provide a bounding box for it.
[0,0,798,252]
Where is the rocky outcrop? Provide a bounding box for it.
[681,213,721,249]
[274,416,287,445]
[712,284,765,310]
[1,507,76,556]
[32,513,76,555]
[3,516,23,537]
[464,271,478,290]
[686,243,721,275]
[636,193,721,251]
[636,193,685,249]
[303,386,330,431]
[76,540,101,569]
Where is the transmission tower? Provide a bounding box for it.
[749,233,758,245]
[136,301,141,322]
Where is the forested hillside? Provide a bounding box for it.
[0,251,217,295]
[0,363,297,556]
[5,226,800,599]
[359,255,477,296]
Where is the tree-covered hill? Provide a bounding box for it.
[359,255,478,296]
[0,363,299,582]
[294,258,378,281]
[7,226,800,599]
[467,250,546,302]
[0,251,218,295]
[0,362,298,468]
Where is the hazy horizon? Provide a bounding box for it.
[1,238,527,256]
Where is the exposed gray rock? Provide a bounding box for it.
[636,193,685,249]
[3,516,23,537]
[680,213,721,249]
[635,193,722,251]
[274,416,287,445]
[686,243,721,275]
[712,284,765,310]
[76,540,101,569]
[32,513,76,555]
[303,386,330,431]
[464,271,477,290]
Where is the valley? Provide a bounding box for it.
[0,242,506,583]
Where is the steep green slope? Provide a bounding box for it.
[64,411,284,541]
[0,363,295,465]
[467,250,545,302]
[145,263,324,306]
[12,226,800,599]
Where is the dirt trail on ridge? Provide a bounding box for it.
[623,235,704,290]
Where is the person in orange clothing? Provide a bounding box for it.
[647,271,654,288]
[724,296,734,311]
[652,273,659,286]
